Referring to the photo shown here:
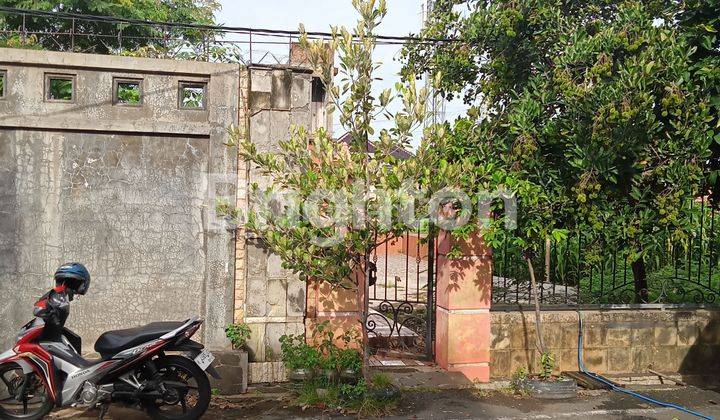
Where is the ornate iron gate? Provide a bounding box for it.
[365,229,437,361]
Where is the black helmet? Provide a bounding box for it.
[54,262,91,295]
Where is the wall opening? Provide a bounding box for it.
[113,78,143,106]
[179,81,207,109]
[311,77,326,103]
[45,73,75,102]
[311,77,326,132]
[0,70,6,98]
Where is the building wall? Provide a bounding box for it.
[490,309,720,378]
[0,48,239,350]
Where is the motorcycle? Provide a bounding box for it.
[0,275,218,420]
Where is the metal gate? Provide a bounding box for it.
[365,229,437,361]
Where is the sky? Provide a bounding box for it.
[215,0,467,147]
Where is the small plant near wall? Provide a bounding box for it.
[295,372,398,416]
[539,352,556,381]
[279,333,322,381]
[222,323,251,394]
[309,322,362,380]
[516,351,575,399]
[314,322,339,374]
[338,348,362,381]
[279,322,395,415]
[224,323,251,350]
[509,367,529,396]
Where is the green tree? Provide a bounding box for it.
[227,0,457,378]
[233,0,442,288]
[404,1,717,303]
[0,0,220,55]
[676,1,720,198]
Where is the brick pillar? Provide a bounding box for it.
[435,230,492,382]
[305,268,363,349]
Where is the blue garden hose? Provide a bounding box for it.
[576,310,713,420]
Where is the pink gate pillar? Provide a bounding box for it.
[435,231,492,382]
[305,268,364,349]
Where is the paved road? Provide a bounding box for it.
[390,387,720,419]
[47,385,720,419]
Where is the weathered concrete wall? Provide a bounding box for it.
[0,48,239,351]
[241,65,322,382]
[490,309,720,378]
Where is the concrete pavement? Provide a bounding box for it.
[45,384,720,419]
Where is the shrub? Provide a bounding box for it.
[340,380,366,401]
[279,334,321,371]
[224,323,251,350]
[309,321,362,374]
[338,348,362,374]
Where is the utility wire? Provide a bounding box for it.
[0,6,457,44]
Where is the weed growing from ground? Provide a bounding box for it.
[509,367,529,395]
[291,373,398,416]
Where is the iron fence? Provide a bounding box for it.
[492,195,720,308]
[0,7,429,67]
[0,7,297,66]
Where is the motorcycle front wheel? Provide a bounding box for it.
[144,355,211,420]
[0,362,54,420]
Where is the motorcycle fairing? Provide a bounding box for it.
[0,324,59,404]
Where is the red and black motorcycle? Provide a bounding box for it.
[0,263,218,420]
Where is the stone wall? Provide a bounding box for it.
[241,64,324,382]
[490,308,720,378]
[0,48,239,350]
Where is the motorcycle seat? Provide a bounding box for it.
[94,321,185,358]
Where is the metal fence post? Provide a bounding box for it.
[425,228,436,361]
[249,30,253,65]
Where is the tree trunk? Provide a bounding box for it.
[545,238,551,285]
[361,253,371,382]
[527,257,546,354]
[631,257,649,303]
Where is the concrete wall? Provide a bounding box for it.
[490,309,720,378]
[0,48,239,351]
[237,62,330,382]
